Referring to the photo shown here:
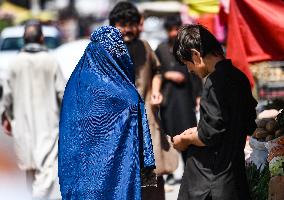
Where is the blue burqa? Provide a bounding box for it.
[58,26,155,200]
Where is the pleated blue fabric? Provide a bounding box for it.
[58,26,155,200]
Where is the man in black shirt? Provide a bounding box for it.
[172,24,257,200]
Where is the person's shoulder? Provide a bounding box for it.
[10,52,29,64]
[216,59,251,90]
[207,59,235,94]
[213,59,244,81]
[34,52,60,70]
[139,38,149,45]
[227,61,251,88]
[156,41,168,49]
[231,64,250,82]
[156,42,169,52]
[37,51,56,59]
[139,39,154,51]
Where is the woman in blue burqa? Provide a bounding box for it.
[58,26,155,200]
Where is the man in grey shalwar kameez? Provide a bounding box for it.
[1,20,65,200]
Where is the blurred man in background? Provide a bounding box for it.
[109,2,179,200]
[1,20,65,200]
[155,15,202,184]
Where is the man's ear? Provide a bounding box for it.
[191,49,202,65]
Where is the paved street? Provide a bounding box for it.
[0,130,30,199]
[165,153,184,200]
[1,129,183,200]
[165,184,180,200]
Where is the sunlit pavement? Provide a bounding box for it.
[165,152,184,200]
[0,130,30,199]
[165,183,180,200]
[0,172,30,200]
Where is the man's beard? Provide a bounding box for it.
[124,32,138,43]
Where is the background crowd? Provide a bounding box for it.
[0,0,284,200]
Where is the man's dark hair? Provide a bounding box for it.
[173,24,224,64]
[109,1,141,26]
[23,20,43,44]
[164,15,182,31]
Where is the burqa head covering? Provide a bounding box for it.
[58,26,155,199]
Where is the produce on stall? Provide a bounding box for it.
[250,110,284,200]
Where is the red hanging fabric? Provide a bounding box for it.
[226,0,284,88]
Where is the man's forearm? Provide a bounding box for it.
[173,128,206,151]
[152,74,162,93]
[183,128,206,147]
[189,130,206,147]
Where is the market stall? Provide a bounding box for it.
[248,109,284,200]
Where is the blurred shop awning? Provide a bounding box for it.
[182,0,220,17]
[0,2,31,24]
[226,0,284,88]
[0,2,56,24]
[51,0,111,18]
[137,1,183,13]
[137,0,220,17]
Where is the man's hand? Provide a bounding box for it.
[151,91,163,105]
[172,127,204,151]
[173,134,189,151]
[172,128,194,151]
[2,113,12,136]
[164,71,185,84]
